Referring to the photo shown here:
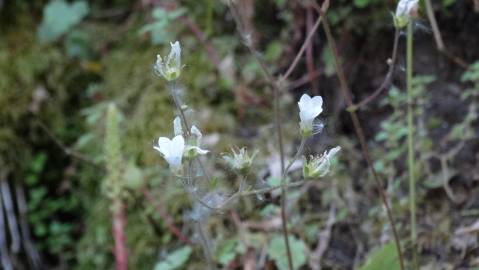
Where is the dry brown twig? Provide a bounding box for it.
[310,204,336,270]
[424,0,468,69]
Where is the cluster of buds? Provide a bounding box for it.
[393,0,419,28]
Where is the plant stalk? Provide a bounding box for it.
[319,10,405,270]
[406,21,418,270]
[112,200,128,270]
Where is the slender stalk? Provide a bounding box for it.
[406,21,418,270]
[319,11,405,270]
[226,4,292,268]
[196,221,215,270]
[167,81,211,182]
[283,139,306,176]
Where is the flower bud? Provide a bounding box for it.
[223,147,257,174]
[303,146,341,179]
[393,0,419,28]
[154,41,182,81]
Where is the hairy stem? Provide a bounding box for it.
[196,221,215,270]
[406,21,418,270]
[227,4,292,268]
[167,81,211,182]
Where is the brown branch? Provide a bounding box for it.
[350,29,400,110]
[35,120,101,168]
[424,0,468,69]
[141,187,193,245]
[317,7,406,270]
[306,6,319,93]
[310,204,336,270]
[178,16,222,71]
[281,2,328,81]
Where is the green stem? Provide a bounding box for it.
[406,21,418,270]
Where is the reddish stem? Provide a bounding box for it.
[141,187,193,245]
[112,201,128,270]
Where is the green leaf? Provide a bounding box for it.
[123,161,143,190]
[267,235,307,270]
[37,0,90,43]
[215,238,239,265]
[359,242,400,270]
[139,7,186,45]
[154,246,192,270]
[354,0,372,8]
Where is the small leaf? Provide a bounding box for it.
[267,234,307,270]
[37,0,89,43]
[154,246,192,270]
[359,242,400,270]
[354,0,372,8]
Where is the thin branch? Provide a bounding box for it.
[351,29,400,110]
[179,16,222,71]
[310,204,336,270]
[424,0,468,69]
[35,120,101,168]
[306,5,320,93]
[318,8,406,270]
[0,179,13,270]
[282,8,325,81]
[0,176,20,253]
[141,187,193,245]
[228,2,292,268]
[15,183,41,270]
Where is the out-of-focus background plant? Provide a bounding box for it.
[0,0,478,269]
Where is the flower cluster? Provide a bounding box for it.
[393,0,419,28]
[152,41,341,200]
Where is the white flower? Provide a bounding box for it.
[154,41,182,81]
[298,93,323,137]
[394,0,419,28]
[303,146,341,178]
[153,135,185,171]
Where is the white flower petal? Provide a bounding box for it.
[326,146,341,160]
[173,117,183,136]
[298,94,312,110]
[190,125,203,144]
[191,146,209,155]
[396,0,418,17]
[156,137,172,157]
[171,135,185,155]
[154,135,185,170]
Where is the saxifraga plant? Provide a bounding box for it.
[152,41,340,269]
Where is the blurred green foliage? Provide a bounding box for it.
[0,0,477,269]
